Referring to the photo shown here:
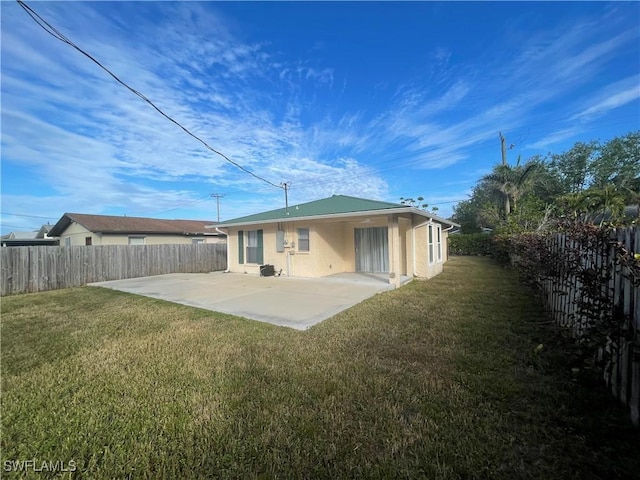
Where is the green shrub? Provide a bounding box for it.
[448,233,493,256]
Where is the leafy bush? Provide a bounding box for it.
[498,220,640,409]
[448,233,493,256]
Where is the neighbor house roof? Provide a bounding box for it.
[218,195,459,228]
[1,231,39,240]
[49,213,222,237]
[1,224,59,246]
[1,224,55,240]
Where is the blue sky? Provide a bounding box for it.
[2,1,639,233]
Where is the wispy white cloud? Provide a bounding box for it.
[1,2,386,221]
[527,76,639,150]
[1,2,638,230]
[354,16,639,169]
[525,127,586,151]
[571,77,640,121]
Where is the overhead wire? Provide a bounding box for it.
[0,224,42,230]
[14,1,638,202]
[1,212,58,220]
[16,0,283,190]
[132,194,214,216]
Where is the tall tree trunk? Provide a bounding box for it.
[504,195,511,219]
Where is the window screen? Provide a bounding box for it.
[428,225,434,265]
[246,230,258,263]
[298,228,309,252]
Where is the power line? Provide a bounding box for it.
[425,199,468,206]
[133,194,213,216]
[16,0,283,190]
[15,0,638,200]
[1,212,58,220]
[0,224,41,230]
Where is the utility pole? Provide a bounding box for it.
[210,193,224,222]
[499,132,507,165]
[281,182,290,214]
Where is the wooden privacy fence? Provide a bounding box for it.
[1,244,227,296]
[536,226,639,426]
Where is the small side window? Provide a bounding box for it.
[428,224,434,265]
[297,228,309,252]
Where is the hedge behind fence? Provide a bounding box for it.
[448,233,493,256]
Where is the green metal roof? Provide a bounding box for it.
[221,195,405,225]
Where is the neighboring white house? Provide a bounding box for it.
[49,213,226,246]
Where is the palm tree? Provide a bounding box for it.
[481,157,541,220]
[588,185,626,226]
[556,192,591,219]
[558,186,627,225]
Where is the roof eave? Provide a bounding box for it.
[97,230,220,235]
[210,207,459,228]
[48,215,74,237]
[407,207,460,228]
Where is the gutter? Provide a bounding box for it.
[215,227,231,272]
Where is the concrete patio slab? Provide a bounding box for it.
[90,272,397,330]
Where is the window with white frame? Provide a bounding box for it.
[428,224,435,265]
[128,236,145,245]
[428,224,443,265]
[297,228,309,252]
[246,230,258,263]
[238,229,263,264]
[64,237,71,247]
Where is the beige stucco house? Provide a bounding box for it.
[49,213,226,246]
[215,195,458,288]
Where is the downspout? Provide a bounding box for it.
[412,227,415,276]
[215,227,230,273]
[285,222,293,277]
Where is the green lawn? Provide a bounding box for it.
[1,257,638,479]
